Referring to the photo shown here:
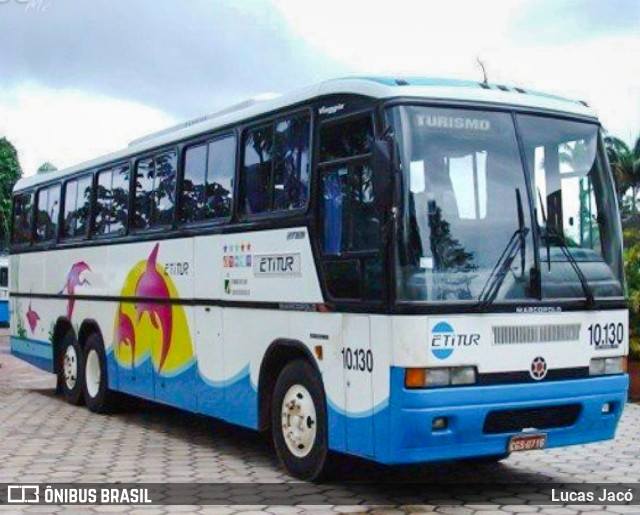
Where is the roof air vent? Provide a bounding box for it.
[497,84,509,92]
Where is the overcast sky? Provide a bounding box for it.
[0,0,638,176]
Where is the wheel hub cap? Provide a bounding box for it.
[281,384,317,458]
[85,349,101,398]
[63,345,77,390]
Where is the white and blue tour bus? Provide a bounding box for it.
[9,77,629,479]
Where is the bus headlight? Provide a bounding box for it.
[405,367,477,388]
[589,357,625,376]
[451,366,477,385]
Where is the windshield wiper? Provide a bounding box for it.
[478,188,529,310]
[537,188,595,308]
[548,228,596,308]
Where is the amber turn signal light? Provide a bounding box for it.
[405,368,427,388]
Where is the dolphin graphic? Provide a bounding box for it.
[26,302,40,333]
[60,261,91,320]
[117,309,136,368]
[134,244,172,371]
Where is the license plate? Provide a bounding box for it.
[508,433,547,452]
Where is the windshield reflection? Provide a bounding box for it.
[389,105,623,304]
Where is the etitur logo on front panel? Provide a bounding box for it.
[430,321,480,360]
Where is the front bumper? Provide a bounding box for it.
[378,368,628,464]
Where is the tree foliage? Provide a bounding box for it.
[37,162,58,174]
[0,137,22,248]
[608,133,640,360]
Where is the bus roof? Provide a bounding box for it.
[14,76,598,192]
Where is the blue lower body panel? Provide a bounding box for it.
[373,367,628,465]
[10,336,54,373]
[0,300,9,326]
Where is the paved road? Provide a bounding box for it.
[1,330,639,514]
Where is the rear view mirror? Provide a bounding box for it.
[372,138,393,213]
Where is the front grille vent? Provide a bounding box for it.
[492,324,581,345]
[483,404,581,434]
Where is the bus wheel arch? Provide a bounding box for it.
[258,339,322,434]
[78,319,101,350]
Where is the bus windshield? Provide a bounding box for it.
[389,105,623,304]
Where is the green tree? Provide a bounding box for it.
[605,135,640,216]
[37,162,57,174]
[0,137,22,248]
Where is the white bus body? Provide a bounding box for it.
[9,77,629,478]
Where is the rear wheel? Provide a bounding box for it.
[271,359,330,481]
[83,332,116,413]
[57,330,84,405]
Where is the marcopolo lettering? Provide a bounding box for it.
[254,253,301,277]
[417,115,491,131]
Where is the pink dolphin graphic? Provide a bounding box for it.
[26,302,40,333]
[117,309,136,368]
[60,261,91,320]
[134,244,172,371]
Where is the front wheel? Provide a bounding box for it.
[83,333,117,413]
[57,330,84,405]
[271,359,330,481]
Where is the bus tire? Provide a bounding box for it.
[271,358,330,481]
[57,329,84,406]
[82,332,116,413]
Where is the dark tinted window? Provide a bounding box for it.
[134,158,154,230]
[12,193,33,245]
[94,165,130,236]
[110,165,130,233]
[62,175,92,239]
[320,116,373,161]
[183,144,207,221]
[242,113,310,215]
[324,260,360,299]
[182,135,235,223]
[134,151,177,230]
[243,125,273,214]
[0,267,7,288]
[35,184,61,241]
[207,136,235,218]
[154,151,177,225]
[322,163,380,254]
[273,117,311,210]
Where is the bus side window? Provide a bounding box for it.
[62,174,92,239]
[206,136,235,219]
[94,168,113,236]
[93,165,129,237]
[182,135,235,223]
[11,192,33,245]
[243,124,273,215]
[134,151,176,230]
[241,112,310,215]
[153,151,177,226]
[35,184,61,242]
